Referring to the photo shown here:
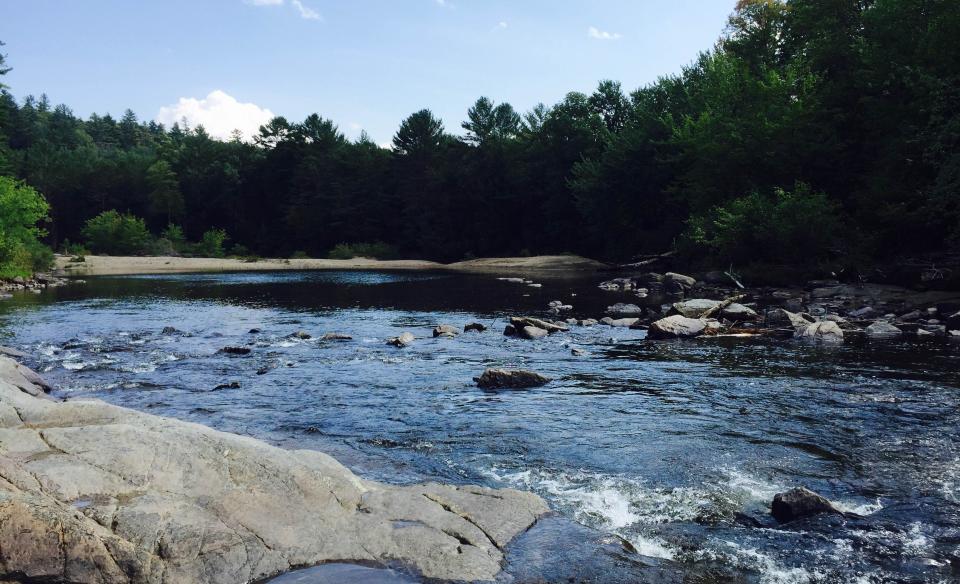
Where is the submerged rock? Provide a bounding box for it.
[0,356,548,582]
[321,332,353,341]
[771,487,842,523]
[509,317,568,334]
[474,368,551,389]
[290,330,312,340]
[464,322,487,333]
[646,315,708,339]
[161,326,181,335]
[387,332,415,348]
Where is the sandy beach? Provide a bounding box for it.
[54,254,610,277]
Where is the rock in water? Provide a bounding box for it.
[771,487,842,523]
[387,332,415,347]
[520,326,549,339]
[433,324,460,337]
[600,317,640,327]
[321,332,353,341]
[766,308,813,329]
[509,316,568,334]
[606,303,643,316]
[290,330,312,340]
[865,321,903,338]
[671,299,720,318]
[794,321,844,343]
[464,322,487,333]
[0,356,549,582]
[474,368,551,389]
[221,346,252,355]
[646,315,707,339]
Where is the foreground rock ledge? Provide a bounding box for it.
[0,356,549,583]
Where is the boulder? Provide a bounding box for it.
[771,487,842,523]
[321,332,352,341]
[432,325,460,338]
[387,332,415,348]
[600,317,639,327]
[864,321,903,338]
[0,346,27,359]
[848,306,874,319]
[672,299,719,318]
[464,323,487,333]
[290,330,312,340]
[664,272,696,289]
[795,321,844,343]
[766,308,814,329]
[579,319,599,327]
[509,317,568,334]
[161,326,180,335]
[220,346,252,355]
[606,303,643,316]
[474,368,551,389]
[646,315,707,339]
[520,326,549,340]
[0,356,549,583]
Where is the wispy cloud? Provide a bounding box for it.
[243,0,320,21]
[588,26,621,41]
[291,0,321,20]
[156,90,275,142]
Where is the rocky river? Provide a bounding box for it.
[1,269,959,583]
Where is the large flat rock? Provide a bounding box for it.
[0,356,548,583]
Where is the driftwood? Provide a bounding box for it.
[615,251,676,270]
[700,294,746,320]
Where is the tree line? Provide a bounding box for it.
[1,0,958,278]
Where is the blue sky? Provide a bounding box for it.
[2,0,734,143]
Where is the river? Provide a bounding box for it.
[1,270,958,583]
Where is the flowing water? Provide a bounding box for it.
[1,271,959,583]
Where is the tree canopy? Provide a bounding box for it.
[0,0,957,276]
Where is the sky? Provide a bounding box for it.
[1,0,734,144]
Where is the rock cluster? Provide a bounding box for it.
[0,356,549,583]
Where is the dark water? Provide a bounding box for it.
[2,271,959,583]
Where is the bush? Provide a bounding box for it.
[290,250,310,259]
[228,243,250,257]
[684,183,841,266]
[60,239,90,256]
[193,228,229,258]
[327,241,398,260]
[81,210,153,255]
[160,224,186,254]
[0,177,51,278]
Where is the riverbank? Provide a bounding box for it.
[0,354,548,583]
[54,254,610,277]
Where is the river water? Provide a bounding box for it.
[1,271,958,583]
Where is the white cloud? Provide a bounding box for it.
[493,21,508,31]
[155,90,275,142]
[291,0,321,20]
[588,26,621,41]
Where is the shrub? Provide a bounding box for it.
[0,177,52,278]
[60,239,91,256]
[684,183,841,266]
[194,228,229,258]
[160,224,187,253]
[81,210,153,255]
[228,243,250,257]
[290,250,310,259]
[327,241,398,260]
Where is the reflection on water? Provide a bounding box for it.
[1,271,959,583]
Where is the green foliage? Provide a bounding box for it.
[0,176,51,278]
[160,224,186,253]
[328,242,398,260]
[81,210,152,255]
[685,183,841,265]
[290,250,310,259]
[194,228,228,258]
[1,0,958,271]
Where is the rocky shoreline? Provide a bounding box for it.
[0,354,549,583]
